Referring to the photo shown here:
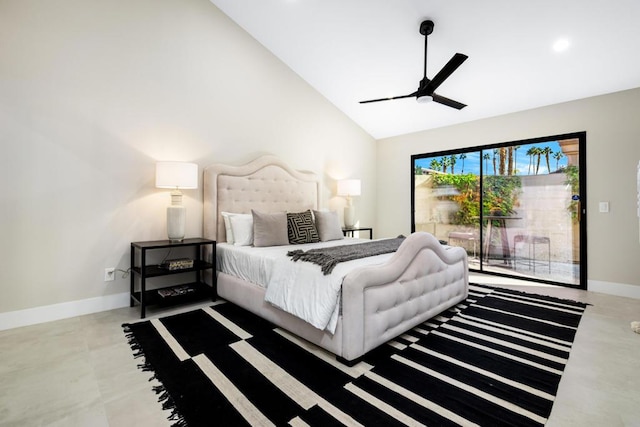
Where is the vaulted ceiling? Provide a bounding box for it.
[210,0,640,139]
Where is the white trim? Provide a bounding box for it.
[0,292,130,331]
[1,280,637,331]
[588,280,640,300]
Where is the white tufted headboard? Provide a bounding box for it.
[203,155,320,242]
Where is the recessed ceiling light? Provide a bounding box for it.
[553,38,571,53]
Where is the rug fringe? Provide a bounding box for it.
[122,323,189,427]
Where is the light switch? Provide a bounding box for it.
[599,201,610,213]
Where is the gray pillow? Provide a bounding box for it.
[251,210,289,247]
[287,210,320,244]
[313,210,344,242]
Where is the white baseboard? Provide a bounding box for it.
[588,280,640,300]
[0,292,130,331]
[1,280,638,331]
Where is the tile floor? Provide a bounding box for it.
[1,275,639,426]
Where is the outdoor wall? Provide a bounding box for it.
[414,174,573,260]
[516,174,575,264]
[414,172,575,282]
[0,0,375,325]
[377,88,640,296]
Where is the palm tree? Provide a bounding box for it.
[441,156,451,174]
[492,149,498,175]
[513,145,520,175]
[525,146,536,175]
[449,155,457,174]
[553,151,565,171]
[542,146,553,174]
[498,148,507,175]
[507,147,514,175]
[460,153,467,173]
[483,153,491,173]
[533,147,543,175]
[429,159,441,172]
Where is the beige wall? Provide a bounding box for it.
[377,88,640,291]
[0,0,375,315]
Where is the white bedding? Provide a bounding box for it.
[217,239,394,333]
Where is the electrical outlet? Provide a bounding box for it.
[104,267,115,281]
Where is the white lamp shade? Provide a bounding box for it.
[337,179,361,197]
[155,162,198,189]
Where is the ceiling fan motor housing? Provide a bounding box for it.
[419,20,434,36]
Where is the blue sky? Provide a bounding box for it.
[415,141,568,176]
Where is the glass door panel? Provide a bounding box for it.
[481,138,581,286]
[413,152,482,268]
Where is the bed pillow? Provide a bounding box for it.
[228,213,253,246]
[313,210,344,242]
[287,210,320,244]
[220,212,236,244]
[252,210,289,247]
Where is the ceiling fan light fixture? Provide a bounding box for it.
[417,95,433,104]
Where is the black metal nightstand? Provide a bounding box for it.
[130,238,215,318]
[342,227,373,239]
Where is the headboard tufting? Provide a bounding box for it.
[203,155,320,242]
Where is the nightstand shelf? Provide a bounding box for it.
[130,281,211,308]
[131,260,214,278]
[130,238,216,318]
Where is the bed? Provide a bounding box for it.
[203,155,468,364]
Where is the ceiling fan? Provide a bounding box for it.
[360,20,468,109]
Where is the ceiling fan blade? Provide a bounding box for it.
[359,92,417,104]
[432,93,467,110]
[424,53,468,93]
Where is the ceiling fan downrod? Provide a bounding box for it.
[419,20,434,80]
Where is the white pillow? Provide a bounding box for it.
[220,212,236,244]
[313,210,344,242]
[229,214,253,246]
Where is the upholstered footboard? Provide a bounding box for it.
[340,231,469,361]
[216,231,468,363]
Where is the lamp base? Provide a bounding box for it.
[344,206,355,228]
[167,205,186,242]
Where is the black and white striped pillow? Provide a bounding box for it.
[287,210,320,244]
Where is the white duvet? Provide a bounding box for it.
[216,239,394,333]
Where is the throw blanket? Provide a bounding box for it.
[288,236,405,275]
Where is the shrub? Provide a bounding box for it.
[431,173,521,225]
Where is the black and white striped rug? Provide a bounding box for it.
[123,284,587,426]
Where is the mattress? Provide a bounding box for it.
[216,238,393,288]
[216,238,396,332]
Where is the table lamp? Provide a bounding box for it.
[337,179,361,228]
[155,161,198,242]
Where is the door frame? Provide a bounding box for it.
[411,131,587,289]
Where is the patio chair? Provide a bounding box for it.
[512,234,551,273]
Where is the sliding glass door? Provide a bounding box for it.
[411,132,586,288]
